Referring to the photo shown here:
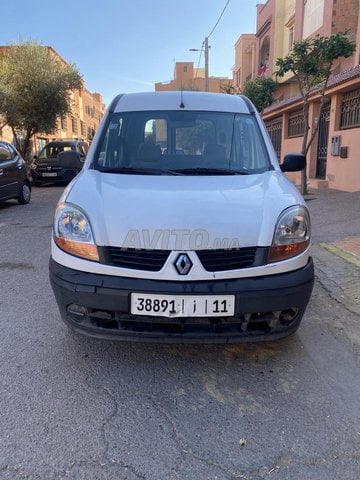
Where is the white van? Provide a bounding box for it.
[49,91,314,343]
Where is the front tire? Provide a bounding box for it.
[17,182,31,204]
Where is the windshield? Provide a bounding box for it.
[39,144,75,159]
[93,111,271,175]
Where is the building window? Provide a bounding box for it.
[87,126,95,140]
[36,138,47,153]
[80,121,86,137]
[288,26,294,52]
[287,110,305,137]
[60,116,67,131]
[303,0,324,38]
[340,89,360,129]
[71,118,78,134]
[235,69,240,87]
[85,105,95,117]
[183,66,187,73]
[285,13,295,53]
[259,36,270,76]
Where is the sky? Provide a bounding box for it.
[1,0,260,106]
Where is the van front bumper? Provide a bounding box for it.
[49,257,314,343]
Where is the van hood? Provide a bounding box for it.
[64,169,305,250]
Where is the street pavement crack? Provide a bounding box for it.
[0,262,35,270]
[101,386,147,480]
[144,393,250,479]
[95,388,252,479]
[231,449,360,479]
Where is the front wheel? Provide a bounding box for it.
[17,182,31,204]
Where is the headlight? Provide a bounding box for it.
[268,205,310,262]
[53,203,99,261]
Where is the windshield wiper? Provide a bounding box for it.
[174,167,251,175]
[97,167,184,176]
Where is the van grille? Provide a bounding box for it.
[197,247,263,272]
[36,165,62,172]
[102,247,170,272]
[99,247,267,272]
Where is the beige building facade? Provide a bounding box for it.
[155,62,231,93]
[233,34,257,91]
[249,0,360,192]
[0,46,104,154]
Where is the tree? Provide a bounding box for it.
[176,121,214,154]
[275,32,355,194]
[0,41,82,160]
[241,76,277,114]
[221,81,239,95]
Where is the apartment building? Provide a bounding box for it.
[252,0,360,192]
[0,46,104,154]
[155,62,231,93]
[42,81,104,154]
[233,34,257,91]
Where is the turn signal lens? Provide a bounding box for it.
[54,237,99,261]
[268,240,310,262]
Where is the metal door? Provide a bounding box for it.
[316,104,330,179]
[265,117,282,161]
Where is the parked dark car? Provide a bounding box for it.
[30,139,89,186]
[0,141,31,205]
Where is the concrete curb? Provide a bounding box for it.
[319,242,360,268]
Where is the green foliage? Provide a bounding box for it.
[0,41,82,158]
[221,82,239,95]
[275,31,355,194]
[242,77,277,113]
[275,32,356,95]
[176,121,214,154]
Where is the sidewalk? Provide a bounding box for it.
[305,188,360,314]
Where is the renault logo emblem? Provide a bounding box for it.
[175,253,193,275]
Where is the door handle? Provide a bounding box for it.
[0,169,3,175]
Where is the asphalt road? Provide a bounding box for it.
[0,186,359,480]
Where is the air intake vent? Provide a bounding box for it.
[196,247,266,272]
[101,247,170,272]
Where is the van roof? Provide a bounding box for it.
[112,91,254,114]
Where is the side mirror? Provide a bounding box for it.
[58,150,83,169]
[280,153,306,172]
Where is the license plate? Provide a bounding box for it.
[131,293,235,317]
[42,172,58,177]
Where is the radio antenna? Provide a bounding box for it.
[180,90,185,108]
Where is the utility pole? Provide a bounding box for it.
[204,37,209,92]
[190,37,210,92]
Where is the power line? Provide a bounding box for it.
[191,0,230,90]
[194,43,204,83]
[207,0,231,39]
